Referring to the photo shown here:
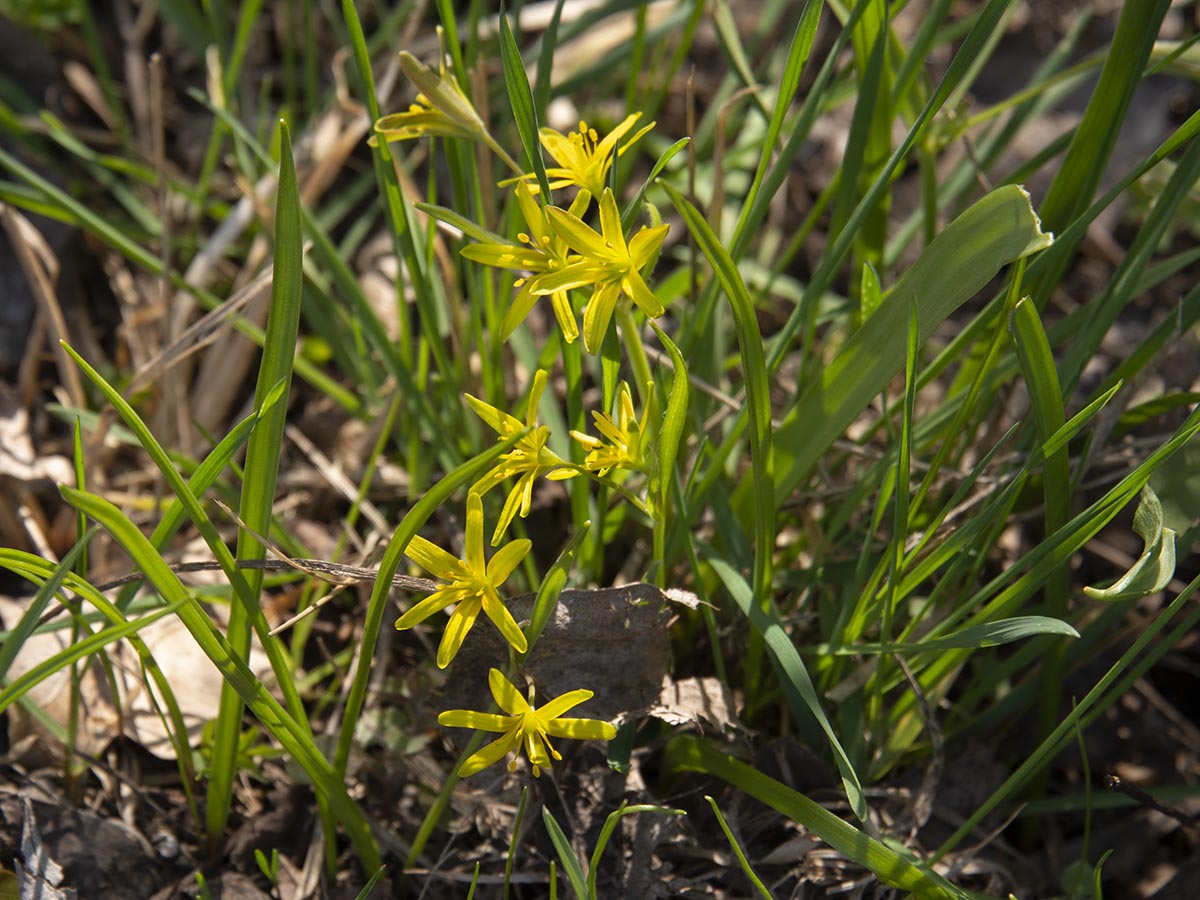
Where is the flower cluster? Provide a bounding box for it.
[380,56,679,779]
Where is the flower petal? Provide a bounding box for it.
[543,717,618,740]
[582,281,621,354]
[536,687,594,720]
[628,223,669,268]
[482,590,529,653]
[545,206,606,257]
[404,533,465,578]
[458,729,522,776]
[438,710,513,732]
[465,492,486,573]
[597,189,625,251]
[594,113,641,158]
[461,242,546,271]
[488,537,532,583]
[488,668,531,715]
[437,596,482,668]
[395,588,459,629]
[465,393,524,436]
[530,262,604,295]
[622,269,665,318]
[548,290,580,343]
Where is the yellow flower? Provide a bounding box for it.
[438,668,617,777]
[374,52,521,174]
[464,369,570,544]
[570,381,656,477]
[374,52,486,143]
[532,188,669,354]
[460,183,591,343]
[504,113,654,198]
[396,492,529,668]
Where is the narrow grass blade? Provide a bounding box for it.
[662,183,774,615]
[0,599,185,715]
[210,120,305,850]
[706,557,865,821]
[664,737,965,899]
[498,7,551,202]
[704,796,771,899]
[1038,1,1170,235]
[586,803,685,900]
[542,808,588,900]
[0,532,92,682]
[59,487,380,870]
[526,521,590,653]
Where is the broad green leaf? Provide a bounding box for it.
[1084,485,1177,601]
[771,185,1052,502]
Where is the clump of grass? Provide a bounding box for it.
[1,2,1198,897]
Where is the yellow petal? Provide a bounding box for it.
[582,281,622,354]
[545,206,606,257]
[458,729,522,776]
[438,709,512,732]
[437,596,483,668]
[482,590,529,654]
[488,668,532,716]
[543,717,618,741]
[465,393,524,436]
[622,269,665,318]
[395,588,458,630]
[465,492,486,573]
[537,688,594,720]
[405,533,465,578]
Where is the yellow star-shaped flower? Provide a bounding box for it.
[396,493,529,668]
[570,381,656,477]
[532,188,669,354]
[438,668,617,777]
[464,369,570,544]
[503,113,654,198]
[460,183,591,343]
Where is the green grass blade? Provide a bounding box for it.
[662,183,774,620]
[664,737,965,899]
[0,598,184,716]
[526,522,590,654]
[1037,1,1170,235]
[542,808,588,900]
[498,7,551,202]
[706,556,865,821]
[704,796,772,899]
[209,120,305,850]
[586,803,685,899]
[59,487,380,871]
